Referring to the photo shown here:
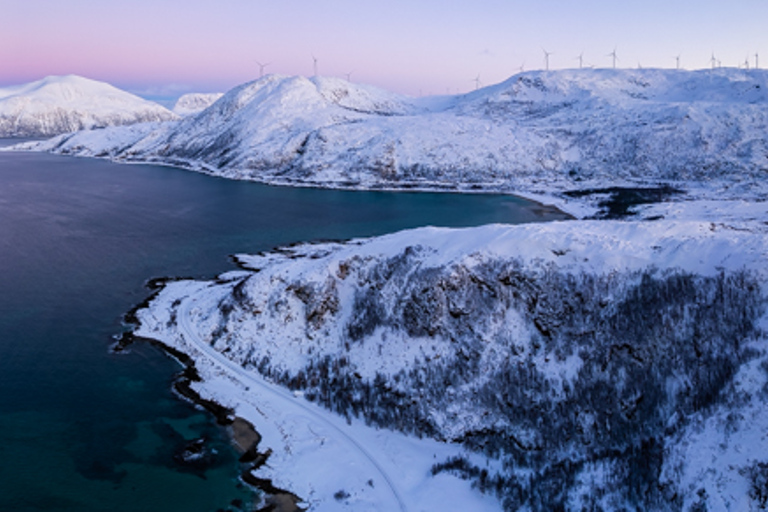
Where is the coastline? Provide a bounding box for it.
[124,217,768,512]
[3,142,583,220]
[118,280,304,512]
[11,139,760,222]
[128,273,508,512]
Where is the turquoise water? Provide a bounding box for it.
[0,146,568,511]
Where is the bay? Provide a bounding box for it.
[0,144,568,511]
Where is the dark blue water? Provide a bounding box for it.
[0,145,568,511]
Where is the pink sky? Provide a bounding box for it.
[3,0,767,98]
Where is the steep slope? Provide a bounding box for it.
[24,69,768,206]
[136,220,768,511]
[0,75,178,136]
[173,92,224,116]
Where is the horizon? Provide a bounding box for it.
[2,0,766,99]
[6,65,768,108]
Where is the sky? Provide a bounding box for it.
[2,0,767,99]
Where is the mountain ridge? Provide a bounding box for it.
[22,68,768,212]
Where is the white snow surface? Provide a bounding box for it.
[173,92,224,116]
[0,75,177,137]
[138,276,502,512]
[136,218,768,511]
[15,69,768,214]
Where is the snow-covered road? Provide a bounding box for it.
[177,291,409,512]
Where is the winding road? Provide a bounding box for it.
[176,293,408,512]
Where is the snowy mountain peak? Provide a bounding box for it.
[201,74,417,119]
[0,75,178,137]
[173,92,224,116]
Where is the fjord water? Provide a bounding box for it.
[0,145,568,512]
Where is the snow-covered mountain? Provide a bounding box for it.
[136,218,768,511]
[173,92,224,116]
[22,69,768,208]
[0,75,177,137]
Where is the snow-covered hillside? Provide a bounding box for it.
[136,219,768,511]
[0,75,177,137]
[101,68,768,511]
[173,92,224,116]
[21,69,768,210]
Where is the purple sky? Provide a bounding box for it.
[2,0,767,98]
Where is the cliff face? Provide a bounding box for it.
[136,221,768,511]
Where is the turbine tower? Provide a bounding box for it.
[755,52,759,69]
[345,71,354,82]
[472,74,482,90]
[675,55,681,70]
[518,61,525,73]
[607,48,618,69]
[312,54,318,76]
[577,52,584,69]
[710,52,717,70]
[256,60,270,78]
[542,48,553,71]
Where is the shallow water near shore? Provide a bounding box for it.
[0,142,568,511]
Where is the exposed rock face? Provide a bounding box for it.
[0,75,177,137]
[136,222,768,511]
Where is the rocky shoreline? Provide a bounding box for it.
[118,278,304,512]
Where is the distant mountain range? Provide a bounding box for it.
[0,75,177,137]
[22,69,768,209]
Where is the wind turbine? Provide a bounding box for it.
[577,52,584,69]
[744,55,750,70]
[710,52,717,69]
[607,48,618,69]
[472,74,482,90]
[518,61,525,73]
[345,71,354,82]
[256,60,270,78]
[756,52,760,69]
[542,48,553,71]
[312,54,319,76]
[675,55,681,70]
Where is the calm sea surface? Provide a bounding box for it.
[0,143,568,511]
